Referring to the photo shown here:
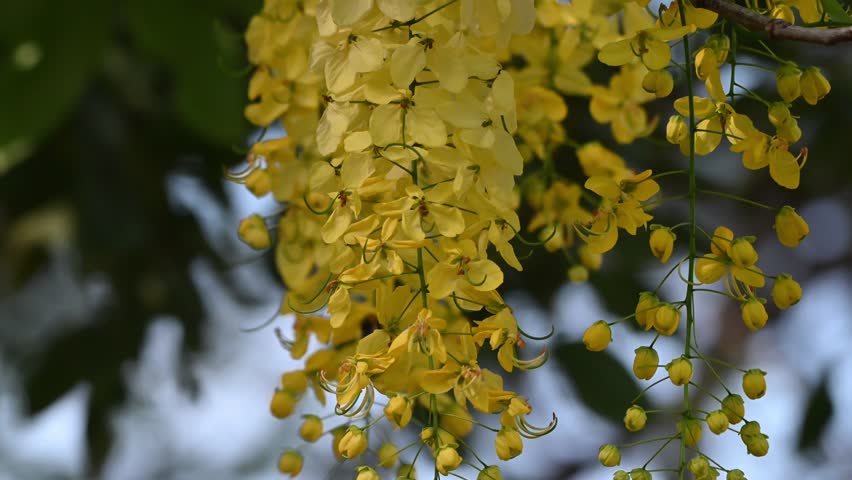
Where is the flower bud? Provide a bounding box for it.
[270,389,296,419]
[397,463,417,479]
[436,446,463,475]
[654,303,681,336]
[706,410,730,435]
[384,395,413,429]
[706,34,731,63]
[478,466,502,480]
[495,427,524,460]
[740,421,769,457]
[245,168,271,197]
[666,115,688,144]
[774,206,809,247]
[727,469,747,480]
[355,466,381,480]
[338,426,369,459]
[633,347,660,380]
[373,442,398,468]
[635,292,659,330]
[667,357,693,386]
[721,394,746,424]
[280,370,308,393]
[776,115,801,144]
[277,451,303,477]
[239,214,271,249]
[767,102,791,127]
[772,274,802,309]
[776,64,802,103]
[800,67,831,105]
[770,4,795,24]
[742,369,767,400]
[729,238,758,267]
[299,415,323,442]
[630,468,652,480]
[649,227,676,263]
[582,320,612,352]
[688,456,710,476]
[613,471,630,480]
[579,245,604,271]
[694,47,718,80]
[330,426,347,461]
[568,264,589,283]
[741,298,768,331]
[623,405,647,432]
[678,418,703,447]
[642,70,674,98]
[598,444,621,467]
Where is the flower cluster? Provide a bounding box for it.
[231,0,829,478]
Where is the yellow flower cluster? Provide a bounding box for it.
[230,0,829,478]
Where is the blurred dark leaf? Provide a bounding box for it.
[820,0,852,23]
[797,374,833,451]
[554,342,647,424]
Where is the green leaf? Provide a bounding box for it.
[553,342,648,423]
[797,374,834,451]
[821,0,852,23]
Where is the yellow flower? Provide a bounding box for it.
[238,214,271,250]
[582,320,612,352]
[389,308,448,364]
[598,24,692,71]
[774,206,809,247]
[742,369,767,400]
[623,405,647,432]
[740,421,769,457]
[277,451,303,477]
[426,239,504,301]
[435,446,463,475]
[772,274,802,309]
[495,427,524,460]
[641,69,674,98]
[633,346,659,380]
[473,308,547,372]
[598,444,621,467]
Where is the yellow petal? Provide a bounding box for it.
[598,38,635,66]
[390,40,427,89]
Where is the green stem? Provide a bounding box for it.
[698,189,777,211]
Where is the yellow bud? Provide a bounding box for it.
[270,389,296,419]
[281,371,308,393]
[741,298,768,331]
[706,409,730,435]
[688,456,710,476]
[696,255,726,284]
[419,427,434,443]
[706,34,731,63]
[767,102,791,127]
[710,226,734,256]
[245,168,271,197]
[742,369,767,400]
[613,471,630,480]
[238,214,271,250]
[729,238,758,267]
[384,395,413,429]
[740,421,769,457]
[654,304,681,336]
[623,405,647,432]
[478,466,502,480]
[598,444,621,467]
[775,115,801,144]
[630,468,652,480]
[633,347,659,380]
[774,206,809,247]
[277,451,303,477]
[677,418,703,447]
[330,426,347,461]
[495,427,524,460]
[776,64,802,103]
[635,292,659,330]
[667,357,693,386]
[397,464,417,479]
[770,4,795,24]
[299,415,323,442]
[377,442,399,468]
[800,67,831,105]
[772,274,802,309]
[355,466,380,480]
[694,47,718,80]
[649,227,676,263]
[721,394,746,424]
[642,70,674,98]
[578,245,604,271]
[568,264,589,283]
[666,115,688,145]
[435,446,463,475]
[727,469,747,480]
[338,426,369,459]
[582,320,612,352]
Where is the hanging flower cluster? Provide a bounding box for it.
[231,0,832,478]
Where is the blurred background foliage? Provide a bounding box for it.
[1,0,851,478]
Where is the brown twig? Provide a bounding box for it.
[692,0,852,45]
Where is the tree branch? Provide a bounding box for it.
[692,0,852,45]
